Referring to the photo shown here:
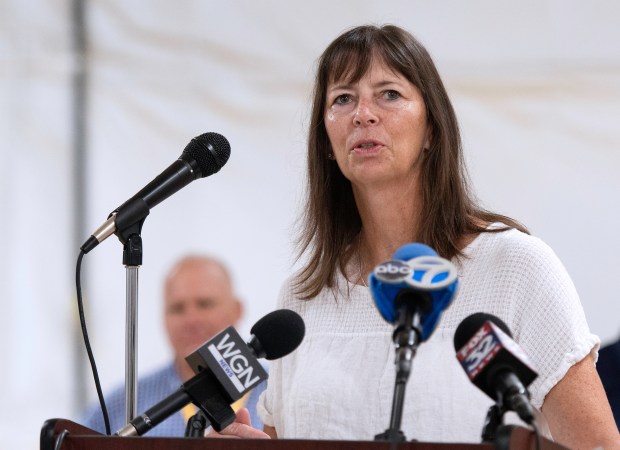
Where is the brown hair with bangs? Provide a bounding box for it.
[294,24,526,299]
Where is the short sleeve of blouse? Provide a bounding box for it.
[500,233,600,408]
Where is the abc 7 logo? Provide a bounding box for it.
[374,256,457,290]
[374,260,412,283]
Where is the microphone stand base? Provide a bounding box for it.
[374,429,407,442]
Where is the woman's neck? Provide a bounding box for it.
[353,181,422,276]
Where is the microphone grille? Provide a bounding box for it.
[181,132,231,177]
[251,309,305,360]
[453,312,512,351]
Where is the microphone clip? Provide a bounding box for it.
[185,410,209,438]
[481,404,504,442]
[182,368,236,432]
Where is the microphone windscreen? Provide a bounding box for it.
[181,132,231,177]
[250,309,305,360]
[392,242,438,260]
[370,242,458,341]
[453,312,512,351]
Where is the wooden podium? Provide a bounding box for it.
[41,418,569,450]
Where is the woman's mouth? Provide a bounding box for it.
[351,140,384,154]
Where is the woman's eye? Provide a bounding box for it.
[384,90,400,100]
[334,94,352,105]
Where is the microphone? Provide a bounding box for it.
[80,132,231,254]
[369,243,458,343]
[115,309,305,436]
[246,308,307,360]
[370,243,458,442]
[454,313,538,425]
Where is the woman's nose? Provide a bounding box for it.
[353,99,378,126]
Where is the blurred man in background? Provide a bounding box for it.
[81,254,265,436]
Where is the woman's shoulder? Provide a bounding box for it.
[467,223,555,261]
[459,223,573,286]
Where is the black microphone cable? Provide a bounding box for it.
[53,428,70,450]
[75,249,111,435]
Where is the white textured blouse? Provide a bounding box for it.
[257,226,599,443]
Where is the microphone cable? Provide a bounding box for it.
[53,429,70,450]
[75,249,111,435]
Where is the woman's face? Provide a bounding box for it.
[324,57,431,190]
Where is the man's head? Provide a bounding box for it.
[163,255,242,369]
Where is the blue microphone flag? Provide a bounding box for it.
[369,243,458,341]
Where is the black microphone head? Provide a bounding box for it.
[453,312,512,351]
[455,311,538,392]
[249,309,305,360]
[454,312,538,424]
[181,132,231,178]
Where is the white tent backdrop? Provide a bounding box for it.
[1,1,619,448]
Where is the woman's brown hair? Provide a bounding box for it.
[295,24,526,299]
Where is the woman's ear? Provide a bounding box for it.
[423,124,433,152]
